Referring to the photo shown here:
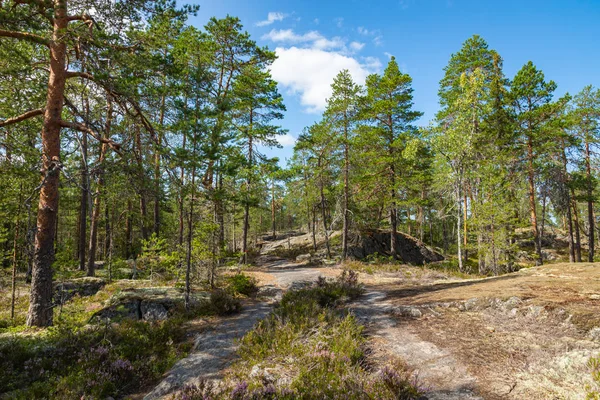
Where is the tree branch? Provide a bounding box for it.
[0,108,44,127]
[60,120,122,154]
[0,29,49,47]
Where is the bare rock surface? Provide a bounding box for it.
[351,291,483,400]
[143,301,272,399]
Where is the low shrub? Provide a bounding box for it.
[0,318,190,398]
[210,289,242,315]
[227,273,258,297]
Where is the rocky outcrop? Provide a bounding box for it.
[348,229,444,265]
[54,277,106,304]
[91,287,209,322]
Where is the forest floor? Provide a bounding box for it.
[145,258,600,399]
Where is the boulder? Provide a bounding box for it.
[347,229,444,265]
[296,253,312,262]
[91,287,209,322]
[54,277,106,305]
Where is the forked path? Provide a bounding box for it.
[144,258,332,399]
[145,258,482,399]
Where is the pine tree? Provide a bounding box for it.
[325,70,361,260]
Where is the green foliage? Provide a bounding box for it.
[138,234,181,280]
[210,289,242,315]
[587,356,600,399]
[0,318,190,398]
[226,273,258,297]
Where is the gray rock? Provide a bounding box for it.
[141,301,169,321]
[463,298,480,311]
[396,306,422,318]
[346,229,444,265]
[526,305,545,318]
[257,285,282,298]
[588,327,600,342]
[296,253,312,262]
[502,296,522,311]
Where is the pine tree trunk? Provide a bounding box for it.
[456,184,464,272]
[242,135,252,264]
[126,200,132,259]
[571,191,582,262]
[586,141,595,261]
[27,0,68,327]
[312,207,317,252]
[11,184,23,321]
[527,138,543,265]
[390,165,398,260]
[271,179,276,240]
[341,113,350,261]
[87,96,111,277]
[320,170,331,259]
[78,130,88,271]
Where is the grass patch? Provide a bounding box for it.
[171,270,423,399]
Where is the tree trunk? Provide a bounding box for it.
[87,95,112,276]
[456,183,464,272]
[527,138,543,265]
[78,130,88,271]
[586,141,595,261]
[311,207,317,252]
[390,165,398,260]
[341,113,350,261]
[271,179,276,240]
[126,199,132,259]
[319,170,331,259]
[11,184,23,321]
[241,135,252,264]
[571,191,582,262]
[566,200,576,263]
[27,1,68,327]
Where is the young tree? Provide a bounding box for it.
[232,64,286,264]
[359,57,423,259]
[571,86,600,261]
[510,61,565,265]
[325,70,361,260]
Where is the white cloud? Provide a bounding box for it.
[334,17,344,28]
[270,46,380,113]
[278,133,297,147]
[350,41,365,51]
[262,29,345,50]
[373,35,383,46]
[357,26,379,36]
[256,12,287,27]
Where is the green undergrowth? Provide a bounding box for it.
[172,270,424,399]
[0,274,247,398]
[0,317,191,399]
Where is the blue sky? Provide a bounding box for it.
[187,0,600,165]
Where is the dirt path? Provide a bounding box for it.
[144,258,336,399]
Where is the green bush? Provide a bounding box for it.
[227,273,258,297]
[588,356,600,399]
[210,289,242,315]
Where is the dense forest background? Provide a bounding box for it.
[1,0,600,330]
